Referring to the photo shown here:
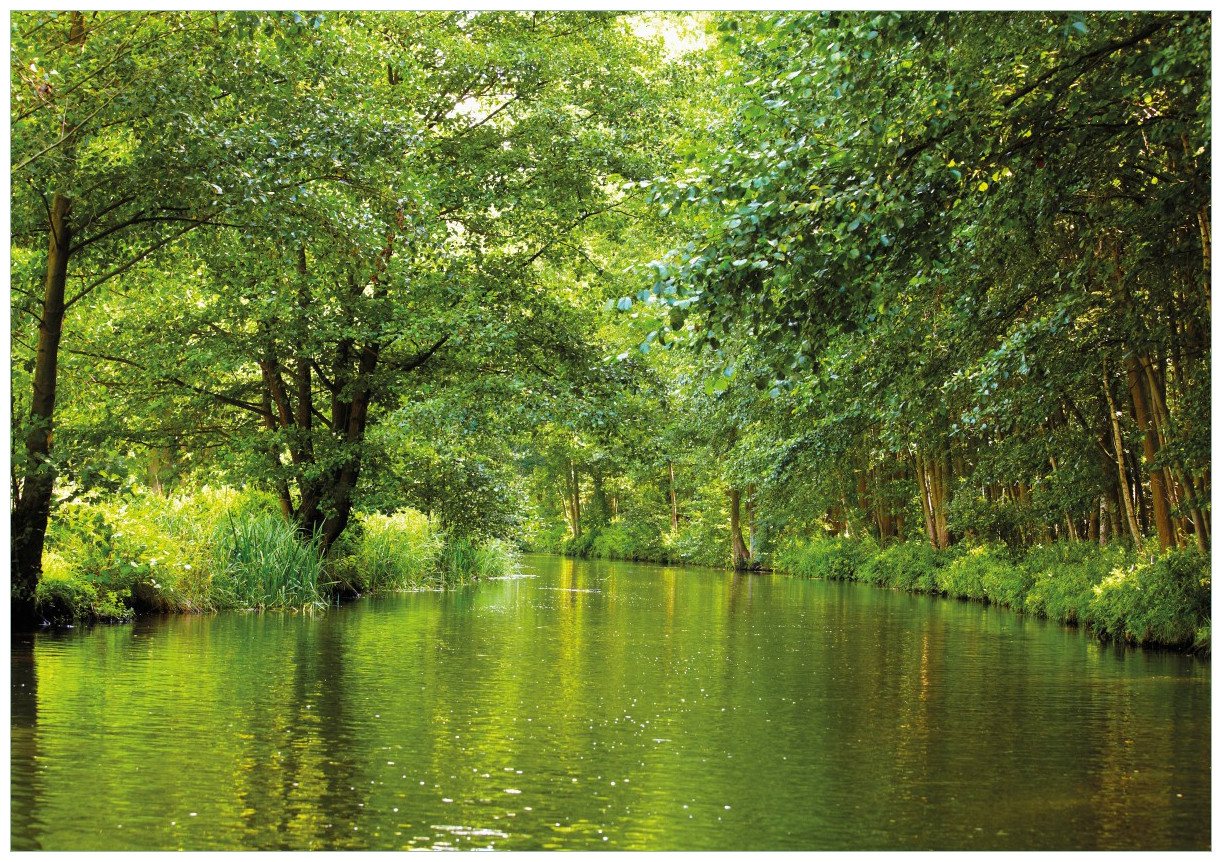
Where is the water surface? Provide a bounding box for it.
[10,554,1210,850]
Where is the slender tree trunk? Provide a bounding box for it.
[1125,355,1175,550]
[12,192,72,625]
[930,450,952,549]
[1198,205,1211,315]
[1103,365,1143,544]
[569,461,581,539]
[668,460,679,531]
[915,451,938,549]
[589,470,609,528]
[728,487,750,571]
[745,483,757,558]
[1139,355,1208,550]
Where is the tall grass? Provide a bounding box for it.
[435,536,517,585]
[343,509,444,592]
[210,514,328,611]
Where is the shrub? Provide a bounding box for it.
[561,529,598,559]
[1088,549,1211,647]
[34,551,132,624]
[857,541,941,591]
[42,487,278,616]
[1194,622,1210,655]
[775,537,872,581]
[589,523,634,560]
[435,536,517,584]
[1023,542,1129,625]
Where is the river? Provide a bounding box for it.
[10,553,1210,850]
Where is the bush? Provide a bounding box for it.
[857,541,941,591]
[933,544,1021,604]
[775,537,872,581]
[1023,542,1129,625]
[34,551,132,624]
[1088,549,1211,647]
[770,534,1208,651]
[42,487,278,617]
[210,514,328,611]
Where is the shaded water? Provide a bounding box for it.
[10,554,1210,850]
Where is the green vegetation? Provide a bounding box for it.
[10,12,1208,650]
[33,488,513,623]
[777,537,1210,651]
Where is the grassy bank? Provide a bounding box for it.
[35,488,517,625]
[775,537,1210,653]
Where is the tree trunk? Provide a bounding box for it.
[1198,204,1211,315]
[1125,355,1176,550]
[1139,355,1208,551]
[588,470,609,528]
[1103,365,1143,545]
[668,460,679,531]
[930,450,952,549]
[915,451,938,549]
[11,12,86,628]
[745,483,757,558]
[728,487,750,571]
[569,461,581,539]
[11,191,73,626]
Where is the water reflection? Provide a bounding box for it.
[10,554,1210,850]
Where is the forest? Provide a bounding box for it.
[10,11,1211,650]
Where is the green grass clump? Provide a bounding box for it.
[934,544,1018,603]
[435,536,517,585]
[210,514,328,612]
[344,509,444,592]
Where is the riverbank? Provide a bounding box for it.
[539,522,1209,654]
[32,488,516,626]
[775,537,1210,654]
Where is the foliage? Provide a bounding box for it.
[775,537,872,582]
[857,541,943,591]
[8,11,1210,651]
[1089,549,1211,647]
[777,536,1209,649]
[435,537,518,585]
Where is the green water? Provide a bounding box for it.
[10,554,1210,850]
